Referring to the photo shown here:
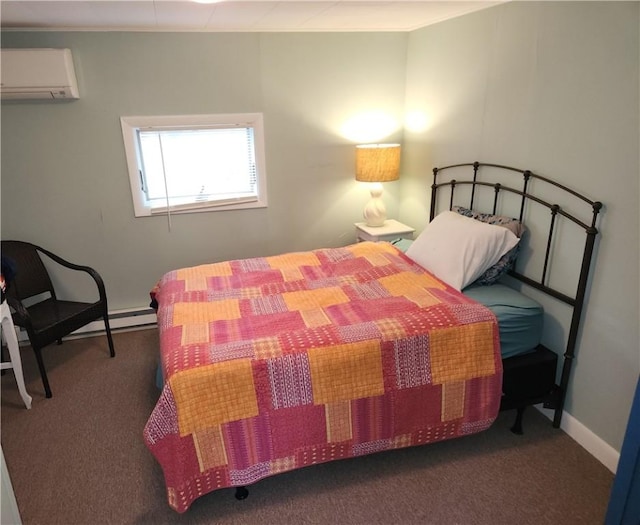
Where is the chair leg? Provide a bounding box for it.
[1,344,6,376]
[33,346,52,398]
[104,315,115,358]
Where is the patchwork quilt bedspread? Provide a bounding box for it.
[143,242,503,512]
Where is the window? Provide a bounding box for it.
[120,113,267,217]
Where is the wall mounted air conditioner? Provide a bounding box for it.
[0,48,80,100]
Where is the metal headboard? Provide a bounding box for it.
[430,161,602,427]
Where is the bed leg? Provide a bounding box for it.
[511,406,526,435]
[235,486,249,500]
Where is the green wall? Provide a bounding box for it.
[1,31,407,308]
[402,1,639,452]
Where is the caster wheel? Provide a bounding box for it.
[235,486,249,500]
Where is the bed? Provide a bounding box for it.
[143,161,602,513]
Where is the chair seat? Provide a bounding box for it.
[21,298,104,342]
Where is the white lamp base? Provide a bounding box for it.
[363,182,387,227]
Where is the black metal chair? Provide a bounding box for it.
[1,240,115,398]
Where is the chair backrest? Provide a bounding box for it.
[1,240,55,301]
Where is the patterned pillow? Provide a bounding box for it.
[452,206,526,286]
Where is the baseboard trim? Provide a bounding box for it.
[536,405,620,473]
[76,307,158,334]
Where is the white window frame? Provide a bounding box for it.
[120,113,268,217]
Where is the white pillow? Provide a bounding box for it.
[405,211,519,291]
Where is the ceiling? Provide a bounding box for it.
[0,0,502,33]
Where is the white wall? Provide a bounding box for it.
[1,447,22,525]
[402,1,640,451]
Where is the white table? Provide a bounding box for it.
[355,219,415,243]
[1,300,32,409]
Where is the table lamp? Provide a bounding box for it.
[355,143,401,227]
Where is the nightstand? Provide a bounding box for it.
[355,219,415,243]
[500,345,558,434]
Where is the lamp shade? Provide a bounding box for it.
[355,144,401,183]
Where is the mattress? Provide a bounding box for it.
[463,284,543,359]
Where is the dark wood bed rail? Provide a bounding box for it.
[430,161,602,428]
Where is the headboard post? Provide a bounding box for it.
[449,180,457,211]
[591,201,603,228]
[519,171,531,222]
[430,167,439,221]
[492,183,501,214]
[553,225,599,427]
[541,204,560,285]
[470,161,480,210]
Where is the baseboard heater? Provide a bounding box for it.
[16,307,158,343]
